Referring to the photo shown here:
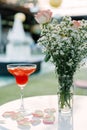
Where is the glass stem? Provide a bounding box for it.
[20,87,25,112]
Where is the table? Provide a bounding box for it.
[0,95,87,130]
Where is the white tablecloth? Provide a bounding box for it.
[0,95,87,130]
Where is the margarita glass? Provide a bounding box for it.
[7,63,36,114]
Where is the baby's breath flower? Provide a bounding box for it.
[35,9,87,111]
[37,15,87,73]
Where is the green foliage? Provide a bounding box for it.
[0,68,87,105]
[0,72,57,105]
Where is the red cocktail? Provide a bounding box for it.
[7,63,36,114]
[8,66,36,87]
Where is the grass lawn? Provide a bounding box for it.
[0,67,87,105]
[0,71,57,105]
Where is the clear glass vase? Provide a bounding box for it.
[58,85,73,130]
[58,85,73,114]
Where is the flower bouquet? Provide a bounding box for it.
[35,10,87,113]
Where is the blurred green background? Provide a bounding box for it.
[0,65,87,105]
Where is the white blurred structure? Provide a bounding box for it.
[6,13,34,61]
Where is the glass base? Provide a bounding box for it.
[58,111,73,130]
[17,108,31,117]
[59,107,72,115]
